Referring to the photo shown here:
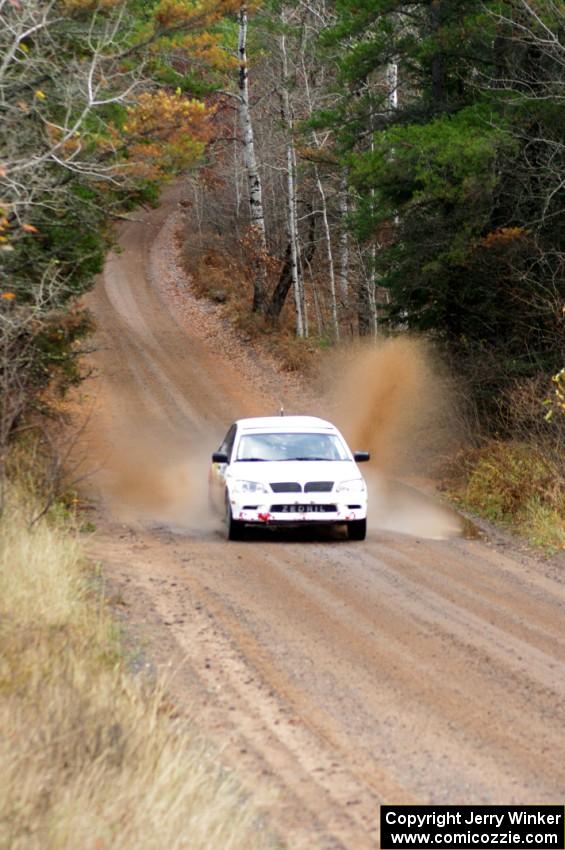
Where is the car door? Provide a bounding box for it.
[210,424,237,512]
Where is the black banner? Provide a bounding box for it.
[381,806,564,849]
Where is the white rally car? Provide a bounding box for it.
[209,415,370,540]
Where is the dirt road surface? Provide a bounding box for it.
[84,188,565,850]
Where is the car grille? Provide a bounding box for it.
[270,504,337,513]
[304,481,334,492]
[270,482,302,493]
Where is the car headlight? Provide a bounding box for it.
[233,480,269,495]
[336,478,366,494]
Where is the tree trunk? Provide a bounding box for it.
[238,3,268,312]
[338,170,349,306]
[279,8,305,337]
[357,268,373,337]
[365,118,378,337]
[267,207,316,323]
[386,61,398,110]
[430,0,446,106]
[315,165,339,341]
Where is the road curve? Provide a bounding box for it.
[85,188,565,850]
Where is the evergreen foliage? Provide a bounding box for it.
[320,0,564,418]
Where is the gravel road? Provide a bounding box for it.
[84,187,565,850]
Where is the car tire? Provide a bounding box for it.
[226,496,245,541]
[348,518,367,541]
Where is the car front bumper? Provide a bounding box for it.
[230,495,367,525]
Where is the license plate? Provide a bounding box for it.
[274,504,334,513]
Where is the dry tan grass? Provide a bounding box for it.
[0,493,279,850]
[449,441,565,551]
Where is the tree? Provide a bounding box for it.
[318,0,563,419]
[237,2,269,312]
[0,0,236,508]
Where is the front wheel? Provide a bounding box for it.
[347,518,367,541]
[226,496,245,541]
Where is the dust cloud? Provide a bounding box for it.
[80,392,222,534]
[97,435,220,534]
[323,337,462,540]
[83,336,462,540]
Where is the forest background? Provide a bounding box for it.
[1,4,562,848]
[0,0,563,544]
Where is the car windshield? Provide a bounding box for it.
[236,432,349,462]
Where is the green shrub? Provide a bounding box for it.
[460,441,564,550]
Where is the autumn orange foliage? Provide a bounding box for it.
[124,91,213,178]
[481,227,527,247]
[170,32,238,71]
[155,0,240,29]
[60,0,122,11]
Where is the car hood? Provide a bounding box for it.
[228,459,363,486]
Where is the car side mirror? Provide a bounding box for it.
[353,451,370,463]
[212,451,229,464]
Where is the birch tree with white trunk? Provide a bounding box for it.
[301,54,340,340]
[279,5,305,337]
[237,3,269,313]
[338,171,350,307]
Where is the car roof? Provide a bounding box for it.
[235,415,338,433]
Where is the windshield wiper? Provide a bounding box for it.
[286,456,330,461]
[236,457,266,462]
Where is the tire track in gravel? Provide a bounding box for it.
[85,187,565,850]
